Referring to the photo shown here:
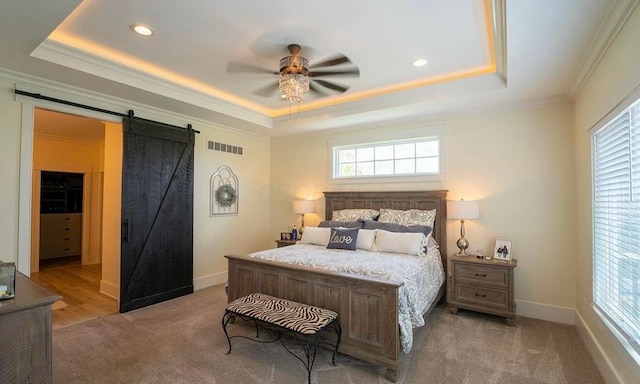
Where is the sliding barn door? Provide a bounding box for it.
[120,117,195,313]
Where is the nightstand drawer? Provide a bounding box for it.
[455,284,509,309]
[455,263,508,287]
[447,254,517,325]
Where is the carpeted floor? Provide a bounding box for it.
[52,284,605,384]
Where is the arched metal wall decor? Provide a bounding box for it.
[211,165,239,216]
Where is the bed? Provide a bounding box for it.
[225,190,447,382]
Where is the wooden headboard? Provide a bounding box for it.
[323,190,448,263]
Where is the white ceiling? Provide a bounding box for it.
[0,0,620,138]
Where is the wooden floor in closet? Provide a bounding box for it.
[30,256,118,329]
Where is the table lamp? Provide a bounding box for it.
[447,199,479,255]
[293,200,314,234]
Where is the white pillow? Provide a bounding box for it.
[355,229,376,251]
[374,229,427,256]
[299,227,331,246]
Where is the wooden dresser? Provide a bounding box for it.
[0,273,61,383]
[40,213,82,259]
[447,254,518,326]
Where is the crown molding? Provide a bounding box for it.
[419,95,572,126]
[30,39,273,129]
[273,94,571,139]
[491,0,508,85]
[272,71,508,132]
[1,68,270,141]
[568,0,640,99]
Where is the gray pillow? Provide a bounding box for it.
[326,228,359,251]
[361,220,432,237]
[318,220,363,229]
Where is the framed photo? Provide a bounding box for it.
[280,232,290,240]
[494,239,512,261]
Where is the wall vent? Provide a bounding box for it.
[207,140,243,155]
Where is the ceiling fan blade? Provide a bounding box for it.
[227,62,277,75]
[309,82,330,97]
[310,68,360,78]
[310,54,351,68]
[252,81,280,97]
[312,79,350,93]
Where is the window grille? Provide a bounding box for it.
[333,138,440,179]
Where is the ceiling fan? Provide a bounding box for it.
[227,44,360,103]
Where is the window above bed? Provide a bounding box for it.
[328,125,447,183]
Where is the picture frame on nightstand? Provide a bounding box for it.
[494,239,512,261]
[281,232,291,240]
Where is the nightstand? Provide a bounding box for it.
[447,254,518,326]
[275,239,298,248]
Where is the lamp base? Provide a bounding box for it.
[456,237,470,256]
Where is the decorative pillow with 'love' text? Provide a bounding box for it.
[326,227,359,251]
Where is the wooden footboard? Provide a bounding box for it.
[226,190,448,382]
[226,254,403,377]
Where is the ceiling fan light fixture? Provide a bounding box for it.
[279,73,309,103]
[278,53,310,103]
[227,43,358,107]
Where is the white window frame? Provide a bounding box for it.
[328,124,447,184]
[591,93,640,367]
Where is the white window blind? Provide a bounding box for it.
[592,98,640,357]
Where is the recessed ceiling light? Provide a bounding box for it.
[130,24,155,37]
[411,59,428,67]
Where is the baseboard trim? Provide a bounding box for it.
[99,272,226,300]
[575,312,624,384]
[193,271,228,291]
[100,279,119,301]
[517,301,640,382]
[515,299,576,324]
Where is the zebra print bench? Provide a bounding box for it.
[222,293,341,384]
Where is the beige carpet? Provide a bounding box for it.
[52,284,605,384]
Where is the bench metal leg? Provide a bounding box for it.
[280,334,317,384]
[222,309,341,384]
[328,320,342,366]
[221,311,235,354]
[222,310,281,355]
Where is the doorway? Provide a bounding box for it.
[28,107,119,327]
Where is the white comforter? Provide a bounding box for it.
[247,243,445,353]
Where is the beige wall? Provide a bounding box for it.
[271,103,577,314]
[573,4,640,384]
[193,129,271,289]
[0,80,23,264]
[100,122,122,299]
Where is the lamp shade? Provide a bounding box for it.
[293,200,314,214]
[447,200,479,220]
